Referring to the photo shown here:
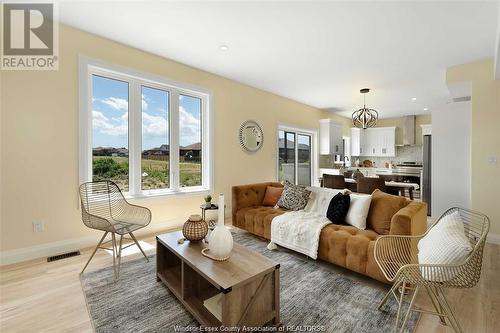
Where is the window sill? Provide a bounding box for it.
[125,187,210,201]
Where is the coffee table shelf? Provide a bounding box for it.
[156,231,280,328]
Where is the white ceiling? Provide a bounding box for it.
[59,1,499,118]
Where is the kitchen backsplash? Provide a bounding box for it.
[354,145,423,167]
[320,145,423,168]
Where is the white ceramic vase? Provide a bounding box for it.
[208,193,233,259]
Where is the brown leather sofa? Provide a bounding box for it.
[232,182,427,283]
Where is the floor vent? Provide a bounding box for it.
[47,251,81,262]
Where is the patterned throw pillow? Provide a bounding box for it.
[326,192,351,225]
[277,181,311,211]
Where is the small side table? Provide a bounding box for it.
[200,203,220,229]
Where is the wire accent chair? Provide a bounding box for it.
[79,180,152,280]
[374,207,490,333]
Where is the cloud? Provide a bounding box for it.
[179,106,200,145]
[92,110,127,136]
[102,97,128,111]
[92,106,200,146]
[143,112,167,138]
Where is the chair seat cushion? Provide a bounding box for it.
[418,211,472,281]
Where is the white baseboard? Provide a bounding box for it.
[487,233,500,245]
[0,218,184,266]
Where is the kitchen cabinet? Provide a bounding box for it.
[319,119,343,156]
[350,127,395,157]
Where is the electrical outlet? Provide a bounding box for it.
[32,221,45,233]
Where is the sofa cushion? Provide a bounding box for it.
[326,193,350,225]
[235,206,287,239]
[277,181,311,211]
[318,224,384,280]
[345,193,372,229]
[367,189,408,235]
[262,186,284,206]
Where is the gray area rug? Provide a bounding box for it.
[81,232,418,333]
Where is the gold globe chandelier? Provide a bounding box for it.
[352,88,378,129]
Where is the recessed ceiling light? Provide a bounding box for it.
[411,97,417,101]
[423,107,429,111]
[219,45,229,51]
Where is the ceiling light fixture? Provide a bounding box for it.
[352,88,378,129]
[219,45,229,51]
[423,107,429,111]
[411,97,417,101]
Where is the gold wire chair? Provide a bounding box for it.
[374,207,490,333]
[79,180,152,280]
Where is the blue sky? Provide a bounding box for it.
[92,75,201,150]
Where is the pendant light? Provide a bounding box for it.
[352,88,378,129]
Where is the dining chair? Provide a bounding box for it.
[79,180,152,280]
[374,207,490,333]
[322,174,347,189]
[357,177,386,194]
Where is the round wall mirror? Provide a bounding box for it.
[238,120,264,152]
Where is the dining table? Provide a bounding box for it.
[343,178,419,200]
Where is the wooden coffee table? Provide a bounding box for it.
[156,231,280,327]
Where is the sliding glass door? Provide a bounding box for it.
[278,129,312,186]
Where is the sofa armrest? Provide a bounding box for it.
[389,201,428,236]
[231,182,282,222]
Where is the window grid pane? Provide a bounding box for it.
[278,131,296,184]
[141,86,170,190]
[91,74,129,192]
[297,134,311,186]
[179,94,202,187]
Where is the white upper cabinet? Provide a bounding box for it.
[319,119,343,155]
[350,127,396,157]
[351,128,362,156]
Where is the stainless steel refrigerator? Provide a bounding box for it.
[422,135,432,215]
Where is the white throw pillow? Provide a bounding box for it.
[345,193,372,229]
[417,211,472,282]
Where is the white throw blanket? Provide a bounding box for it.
[268,210,330,259]
[267,186,345,259]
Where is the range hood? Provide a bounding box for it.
[401,115,416,146]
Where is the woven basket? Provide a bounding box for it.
[182,214,208,241]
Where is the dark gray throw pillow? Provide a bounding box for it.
[277,181,311,211]
[327,192,351,225]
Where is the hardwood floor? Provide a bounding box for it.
[1,228,498,332]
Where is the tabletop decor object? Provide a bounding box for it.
[203,193,233,260]
[238,120,263,152]
[204,194,212,208]
[182,214,208,242]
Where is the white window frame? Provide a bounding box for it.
[79,56,214,199]
[276,123,318,186]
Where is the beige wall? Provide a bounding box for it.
[446,59,500,235]
[0,25,329,253]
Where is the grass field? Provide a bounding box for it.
[93,156,201,191]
